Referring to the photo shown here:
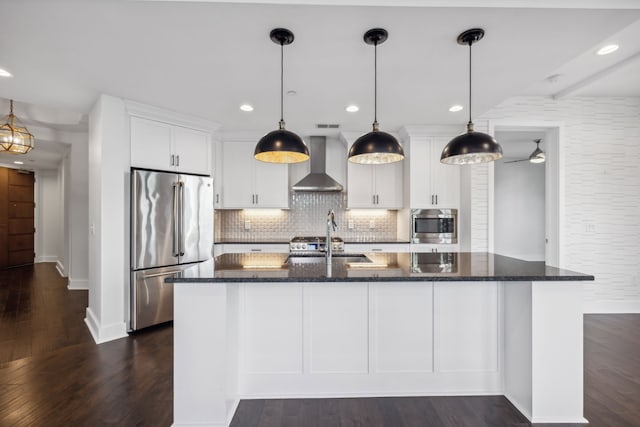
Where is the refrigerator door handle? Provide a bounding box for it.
[179,181,185,256]
[172,183,180,257]
[142,269,183,279]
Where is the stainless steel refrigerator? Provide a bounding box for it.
[130,168,213,331]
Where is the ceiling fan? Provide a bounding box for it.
[503,139,545,164]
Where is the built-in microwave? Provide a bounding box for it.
[411,209,458,244]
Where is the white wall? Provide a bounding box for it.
[86,94,129,343]
[472,96,640,313]
[494,161,545,261]
[36,170,63,264]
[67,138,89,289]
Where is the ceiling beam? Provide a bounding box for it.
[552,50,640,99]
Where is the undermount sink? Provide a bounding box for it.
[285,253,372,264]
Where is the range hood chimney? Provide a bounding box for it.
[292,136,343,192]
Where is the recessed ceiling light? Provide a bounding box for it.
[449,105,464,112]
[345,104,359,113]
[0,69,12,77]
[13,161,24,165]
[597,44,619,55]
[239,104,254,112]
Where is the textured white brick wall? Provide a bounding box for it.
[478,96,640,312]
[470,121,490,252]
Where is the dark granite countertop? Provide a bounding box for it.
[343,240,412,244]
[215,240,413,244]
[168,252,594,283]
[215,240,289,244]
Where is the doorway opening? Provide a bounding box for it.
[489,124,561,267]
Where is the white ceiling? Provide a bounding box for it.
[1,0,640,150]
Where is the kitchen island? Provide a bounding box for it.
[169,252,593,427]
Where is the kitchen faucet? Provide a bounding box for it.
[326,209,337,264]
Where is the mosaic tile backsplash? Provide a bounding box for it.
[215,192,397,242]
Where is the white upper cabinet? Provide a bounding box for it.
[173,126,211,175]
[130,116,211,175]
[221,141,289,209]
[126,101,218,176]
[347,161,403,209]
[408,136,459,209]
[212,139,223,208]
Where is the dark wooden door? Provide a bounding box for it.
[0,167,35,268]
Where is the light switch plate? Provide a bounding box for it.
[348,220,354,229]
[244,220,251,230]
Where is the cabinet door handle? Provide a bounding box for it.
[176,155,180,167]
[252,194,255,204]
[170,154,175,166]
[251,248,262,252]
[431,195,434,204]
[216,194,219,204]
[256,194,259,205]
[435,194,438,205]
[373,195,375,205]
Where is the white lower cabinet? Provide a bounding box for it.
[372,283,433,373]
[344,243,411,253]
[214,243,288,256]
[239,281,501,396]
[433,282,499,372]
[307,284,369,373]
[243,284,303,374]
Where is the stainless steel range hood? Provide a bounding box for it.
[292,136,343,192]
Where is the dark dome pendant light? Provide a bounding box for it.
[254,28,309,164]
[441,29,502,165]
[348,28,404,165]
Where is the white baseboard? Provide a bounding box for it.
[68,278,89,290]
[84,307,128,344]
[531,416,589,424]
[227,399,240,426]
[504,393,532,422]
[56,260,67,278]
[584,301,640,314]
[36,255,58,263]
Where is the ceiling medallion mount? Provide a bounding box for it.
[270,28,294,46]
[363,28,388,45]
[456,28,485,46]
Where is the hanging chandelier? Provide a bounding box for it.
[0,99,35,154]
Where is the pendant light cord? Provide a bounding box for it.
[373,40,379,131]
[279,42,285,128]
[468,41,472,127]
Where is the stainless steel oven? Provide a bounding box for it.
[411,209,457,244]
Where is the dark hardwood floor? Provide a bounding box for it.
[1,263,639,426]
